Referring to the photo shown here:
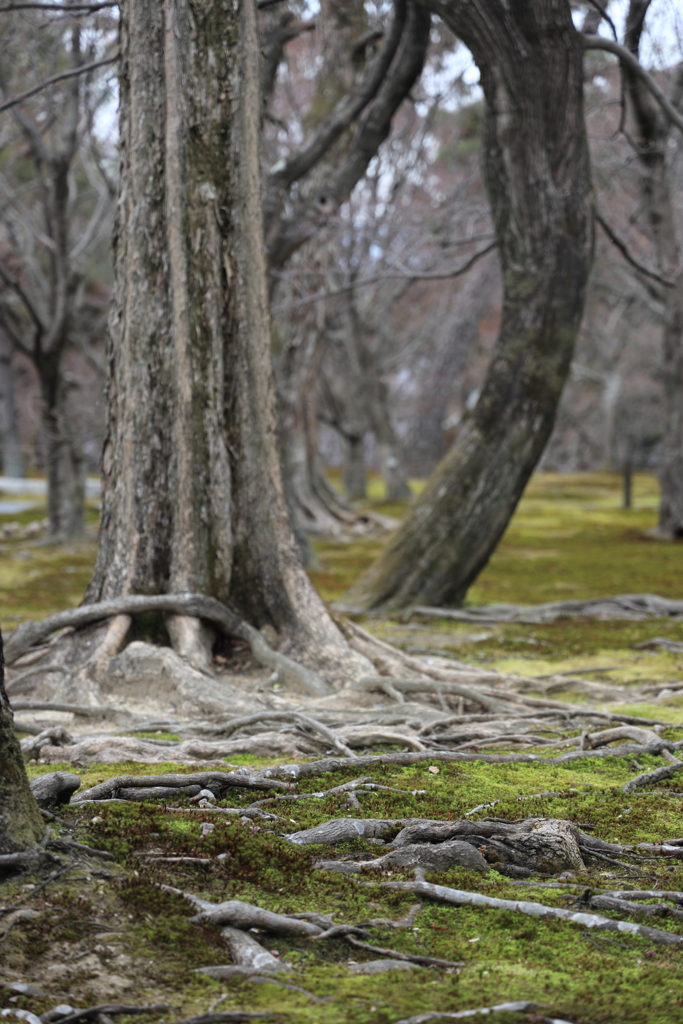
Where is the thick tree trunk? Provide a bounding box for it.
[623,1,683,538]
[0,628,45,855]
[346,0,593,611]
[85,0,363,681]
[0,329,23,477]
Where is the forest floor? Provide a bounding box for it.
[3,473,683,1024]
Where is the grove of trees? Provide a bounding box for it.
[0,0,682,854]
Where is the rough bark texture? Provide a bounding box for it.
[84,0,361,679]
[623,0,683,538]
[0,627,45,855]
[346,0,593,611]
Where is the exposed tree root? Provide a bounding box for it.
[377,880,683,946]
[406,593,683,624]
[4,594,330,697]
[390,1004,568,1024]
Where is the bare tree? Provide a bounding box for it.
[345,0,594,612]
[621,0,683,537]
[0,8,116,537]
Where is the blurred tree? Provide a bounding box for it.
[0,7,116,537]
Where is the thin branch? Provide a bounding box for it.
[595,210,675,288]
[0,261,45,332]
[0,53,118,115]
[584,0,618,40]
[267,0,407,191]
[581,33,683,134]
[272,240,498,313]
[0,2,116,9]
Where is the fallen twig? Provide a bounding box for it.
[344,934,464,969]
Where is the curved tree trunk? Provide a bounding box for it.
[345,0,593,612]
[623,1,683,539]
[84,0,365,682]
[0,628,44,855]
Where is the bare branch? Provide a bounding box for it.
[0,2,115,9]
[0,53,118,115]
[595,210,675,288]
[272,240,498,313]
[267,0,407,191]
[581,33,683,134]
[0,260,45,333]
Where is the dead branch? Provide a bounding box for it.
[4,594,330,697]
[595,211,675,289]
[378,879,683,946]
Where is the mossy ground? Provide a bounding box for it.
[4,473,683,1022]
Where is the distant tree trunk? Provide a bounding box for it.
[346,0,593,611]
[41,370,85,539]
[85,0,361,681]
[343,435,366,500]
[0,329,23,477]
[0,628,45,854]
[623,0,683,538]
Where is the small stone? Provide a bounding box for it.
[428,766,440,774]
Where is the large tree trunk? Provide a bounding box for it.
[84,0,364,681]
[623,1,683,539]
[0,328,23,478]
[345,0,593,611]
[0,628,44,855]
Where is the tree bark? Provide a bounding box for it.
[0,328,23,477]
[345,0,593,611]
[623,1,683,538]
[0,627,45,855]
[41,370,86,539]
[84,0,364,681]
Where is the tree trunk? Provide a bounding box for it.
[0,328,23,478]
[343,435,366,500]
[84,0,364,681]
[41,370,85,540]
[0,628,45,855]
[346,0,593,611]
[623,1,683,538]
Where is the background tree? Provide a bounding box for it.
[0,7,116,537]
[345,0,594,612]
